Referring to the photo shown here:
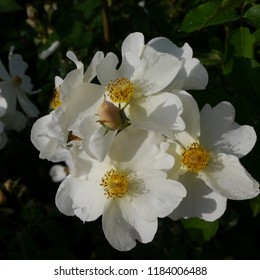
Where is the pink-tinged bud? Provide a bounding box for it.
[97,100,122,130]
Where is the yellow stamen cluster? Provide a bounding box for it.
[107,77,134,103]
[100,169,128,199]
[50,86,62,109]
[181,142,210,172]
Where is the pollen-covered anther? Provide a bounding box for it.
[181,142,210,172]
[50,86,62,109]
[100,169,128,199]
[107,77,134,103]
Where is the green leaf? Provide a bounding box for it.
[244,5,260,28]
[229,27,255,58]
[0,0,22,12]
[224,27,256,73]
[250,195,260,217]
[180,0,239,33]
[182,218,219,243]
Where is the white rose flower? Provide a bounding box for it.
[95,33,185,139]
[30,50,105,162]
[0,47,39,119]
[168,91,259,221]
[55,126,186,251]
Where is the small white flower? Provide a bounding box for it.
[168,91,259,221]
[55,126,186,251]
[0,47,39,118]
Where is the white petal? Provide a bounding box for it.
[55,175,75,216]
[200,101,235,149]
[132,46,182,95]
[121,32,145,58]
[80,115,117,161]
[119,198,158,244]
[171,58,208,90]
[9,53,28,78]
[55,76,63,88]
[30,112,69,162]
[2,110,27,131]
[0,81,17,114]
[20,74,34,94]
[56,175,106,221]
[110,125,174,171]
[200,153,260,200]
[0,59,11,80]
[17,88,39,117]
[128,169,186,220]
[61,52,84,102]
[65,82,105,130]
[128,92,185,138]
[141,173,187,218]
[83,51,104,82]
[0,94,7,116]
[148,37,184,58]
[70,178,106,222]
[96,52,119,85]
[118,51,141,78]
[176,90,200,138]
[212,124,256,158]
[169,173,227,222]
[66,51,83,69]
[181,43,194,59]
[102,201,137,251]
[200,102,257,157]
[148,39,208,90]
[88,127,117,162]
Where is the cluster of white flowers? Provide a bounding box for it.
[31,32,259,251]
[0,47,39,150]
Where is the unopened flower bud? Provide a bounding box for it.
[97,100,122,130]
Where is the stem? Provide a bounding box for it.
[102,0,111,48]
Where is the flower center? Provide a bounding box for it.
[12,75,22,86]
[50,86,62,109]
[107,77,134,103]
[181,142,210,172]
[100,169,128,199]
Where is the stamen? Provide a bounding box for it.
[50,86,62,109]
[107,77,134,103]
[100,169,128,199]
[181,142,210,172]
